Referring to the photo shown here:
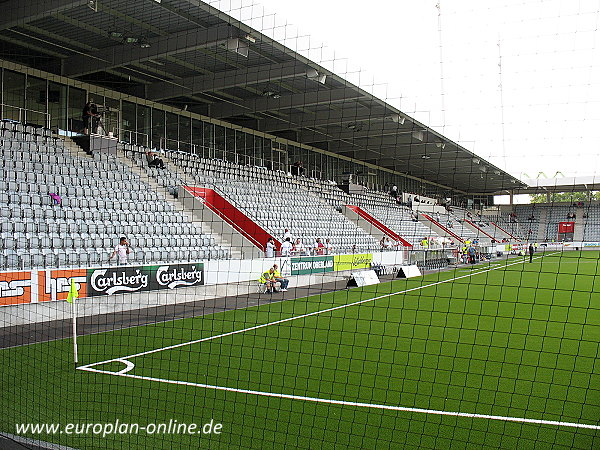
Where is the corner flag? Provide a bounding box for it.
[66,279,79,303]
[67,278,80,364]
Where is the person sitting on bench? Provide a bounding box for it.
[259,267,277,293]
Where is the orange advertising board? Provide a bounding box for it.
[0,271,33,306]
[37,269,88,303]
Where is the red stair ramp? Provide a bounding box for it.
[184,186,280,251]
[346,205,412,247]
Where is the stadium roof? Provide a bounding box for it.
[510,177,600,195]
[0,0,526,194]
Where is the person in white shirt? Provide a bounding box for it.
[293,239,308,256]
[325,238,334,255]
[265,237,276,258]
[280,237,293,256]
[109,236,131,265]
[282,228,293,242]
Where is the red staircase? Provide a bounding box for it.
[421,213,464,243]
[346,205,412,247]
[464,219,496,241]
[490,221,521,242]
[183,186,280,251]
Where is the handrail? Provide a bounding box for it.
[421,213,464,243]
[490,221,521,242]
[0,102,51,129]
[123,130,150,147]
[463,219,496,241]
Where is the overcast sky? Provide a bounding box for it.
[209,0,600,183]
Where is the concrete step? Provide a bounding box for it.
[114,149,242,259]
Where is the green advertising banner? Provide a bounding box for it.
[290,256,334,275]
[333,253,373,272]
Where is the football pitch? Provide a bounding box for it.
[2,251,599,449]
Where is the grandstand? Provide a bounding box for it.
[1,1,599,449]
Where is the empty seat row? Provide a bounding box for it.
[1,232,213,251]
[0,205,186,224]
[1,181,157,201]
[0,219,199,236]
[1,193,172,213]
[2,246,228,270]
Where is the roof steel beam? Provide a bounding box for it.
[0,0,88,32]
[63,24,233,77]
[209,87,363,119]
[260,107,397,133]
[147,60,311,101]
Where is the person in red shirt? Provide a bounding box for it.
[313,238,325,256]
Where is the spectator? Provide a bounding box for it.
[461,245,468,264]
[48,192,62,206]
[447,219,454,228]
[146,151,166,169]
[434,212,441,222]
[325,238,335,255]
[272,264,289,292]
[411,212,418,222]
[265,237,276,258]
[467,245,477,264]
[313,238,325,255]
[280,237,293,256]
[407,195,413,209]
[259,267,277,294]
[109,236,131,265]
[282,228,293,241]
[293,239,308,256]
[528,243,535,263]
[380,236,387,250]
[82,98,100,135]
[290,161,305,176]
[389,185,398,199]
[384,237,394,250]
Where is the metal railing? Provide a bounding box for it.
[123,130,150,147]
[0,102,51,129]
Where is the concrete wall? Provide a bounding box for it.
[179,187,264,259]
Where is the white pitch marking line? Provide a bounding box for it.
[115,359,136,374]
[76,366,600,431]
[78,253,556,371]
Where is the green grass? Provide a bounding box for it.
[2,251,600,449]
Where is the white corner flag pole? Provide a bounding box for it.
[72,301,79,365]
[67,278,79,366]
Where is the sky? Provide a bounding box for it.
[207,0,600,184]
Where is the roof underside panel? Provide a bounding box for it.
[0,0,525,194]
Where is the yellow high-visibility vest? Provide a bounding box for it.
[259,270,274,283]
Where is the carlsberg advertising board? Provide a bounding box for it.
[87,262,204,296]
